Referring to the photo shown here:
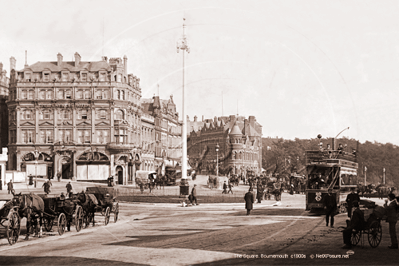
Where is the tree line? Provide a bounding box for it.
[262,137,399,188]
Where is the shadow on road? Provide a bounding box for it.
[0,255,147,265]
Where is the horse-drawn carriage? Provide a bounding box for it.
[81,187,119,226]
[350,202,384,248]
[0,198,20,245]
[38,194,84,235]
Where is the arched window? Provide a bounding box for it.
[121,90,125,100]
[114,109,124,120]
[117,90,121,100]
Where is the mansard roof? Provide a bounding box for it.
[20,61,112,73]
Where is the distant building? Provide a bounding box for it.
[7,53,142,184]
[141,94,182,172]
[187,115,262,176]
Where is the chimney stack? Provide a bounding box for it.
[194,115,197,122]
[74,52,81,66]
[123,55,127,75]
[10,57,16,72]
[0,63,3,74]
[24,50,28,68]
[57,53,63,66]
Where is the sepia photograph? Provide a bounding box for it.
[0,0,398,265]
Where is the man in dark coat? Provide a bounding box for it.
[244,188,255,215]
[7,180,13,194]
[323,188,337,227]
[346,187,360,218]
[222,181,227,194]
[66,182,73,197]
[190,184,198,206]
[384,193,398,249]
[342,201,364,249]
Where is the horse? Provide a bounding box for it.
[13,193,44,240]
[76,192,98,227]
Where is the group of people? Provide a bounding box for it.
[324,187,398,250]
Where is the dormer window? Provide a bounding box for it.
[24,72,32,82]
[43,72,51,82]
[81,72,87,82]
[61,71,69,82]
[99,71,107,82]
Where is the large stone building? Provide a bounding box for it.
[141,94,182,172]
[0,63,9,149]
[7,53,143,184]
[187,115,262,176]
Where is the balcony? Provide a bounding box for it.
[106,142,136,153]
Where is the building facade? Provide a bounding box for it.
[187,115,262,176]
[141,95,182,173]
[0,62,9,149]
[7,53,143,184]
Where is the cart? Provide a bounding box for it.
[0,198,20,245]
[38,195,84,236]
[85,187,119,225]
[350,204,384,248]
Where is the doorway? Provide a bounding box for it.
[116,166,123,185]
[62,163,70,179]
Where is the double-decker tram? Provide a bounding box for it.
[305,147,358,214]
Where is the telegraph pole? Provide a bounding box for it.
[177,18,190,180]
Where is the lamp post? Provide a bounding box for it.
[35,160,38,188]
[215,143,219,176]
[177,18,190,180]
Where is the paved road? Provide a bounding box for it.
[0,194,397,265]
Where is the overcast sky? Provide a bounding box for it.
[1,0,398,145]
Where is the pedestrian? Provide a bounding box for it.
[66,182,73,197]
[222,181,227,194]
[228,181,233,194]
[323,188,337,228]
[346,187,360,218]
[213,177,217,189]
[139,182,144,194]
[244,188,255,215]
[190,184,198,206]
[384,193,398,249]
[257,185,263,203]
[7,180,13,194]
[42,180,50,195]
[342,201,364,249]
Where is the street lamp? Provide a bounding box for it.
[35,160,38,188]
[215,143,219,176]
[177,18,190,180]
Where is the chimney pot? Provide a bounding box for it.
[74,52,81,66]
[57,53,63,66]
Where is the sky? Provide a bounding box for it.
[1,0,399,145]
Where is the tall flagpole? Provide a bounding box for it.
[177,18,190,180]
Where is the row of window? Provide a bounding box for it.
[14,129,141,145]
[10,88,140,103]
[231,152,258,161]
[13,108,140,121]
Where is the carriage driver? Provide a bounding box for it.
[342,201,364,249]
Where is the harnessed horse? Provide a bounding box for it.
[76,192,98,227]
[14,193,44,240]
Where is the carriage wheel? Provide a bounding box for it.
[114,203,119,223]
[75,206,83,232]
[351,230,362,246]
[104,207,110,226]
[57,213,66,236]
[368,221,382,248]
[6,212,20,245]
[43,217,53,232]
